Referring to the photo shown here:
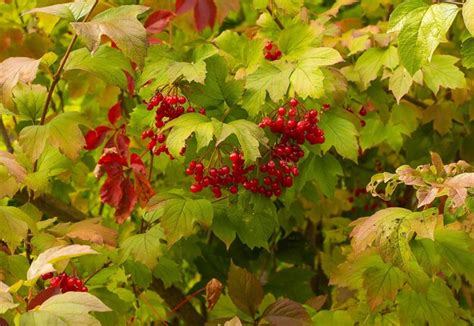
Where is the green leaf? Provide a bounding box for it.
[461,38,474,69]
[25,0,94,21]
[184,56,243,108]
[19,112,87,162]
[167,61,207,84]
[240,88,266,117]
[152,257,181,288]
[398,280,456,326]
[462,0,474,36]
[421,55,466,94]
[213,31,263,72]
[389,65,413,103]
[147,192,213,246]
[0,206,29,252]
[25,0,96,21]
[359,115,386,151]
[71,5,149,67]
[216,119,268,163]
[319,111,359,162]
[227,263,264,318]
[363,262,407,310]
[398,3,459,75]
[278,23,316,60]
[163,113,213,158]
[129,104,155,134]
[312,310,353,326]
[311,154,343,197]
[246,61,293,102]
[290,64,324,99]
[388,0,428,33]
[265,268,315,302]
[21,292,111,326]
[274,0,303,15]
[434,228,474,284]
[27,244,98,280]
[119,225,164,269]
[64,46,133,90]
[12,83,46,121]
[138,44,176,88]
[354,46,398,88]
[228,206,278,250]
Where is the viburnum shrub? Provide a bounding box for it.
[0,0,473,325]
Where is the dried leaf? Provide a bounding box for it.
[0,151,26,182]
[205,278,223,310]
[66,218,117,247]
[0,57,40,105]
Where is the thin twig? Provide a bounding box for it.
[39,0,99,125]
[266,5,284,30]
[0,115,13,153]
[83,261,112,284]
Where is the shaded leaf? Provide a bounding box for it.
[120,225,164,269]
[262,298,311,326]
[227,263,263,318]
[0,206,29,252]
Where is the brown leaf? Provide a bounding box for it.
[430,152,446,176]
[66,218,117,247]
[0,151,26,182]
[71,6,149,67]
[416,187,439,208]
[262,298,311,326]
[227,263,263,318]
[0,57,40,105]
[223,317,242,326]
[205,278,223,310]
[304,295,327,311]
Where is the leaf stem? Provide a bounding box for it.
[0,115,13,153]
[39,0,99,125]
[266,5,284,30]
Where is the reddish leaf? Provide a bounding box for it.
[108,102,122,125]
[134,172,155,207]
[262,298,311,326]
[0,318,9,326]
[148,36,163,45]
[206,278,223,310]
[27,286,61,311]
[115,178,138,224]
[84,126,112,150]
[100,175,124,208]
[145,10,176,34]
[176,0,197,14]
[194,0,217,31]
[125,70,135,96]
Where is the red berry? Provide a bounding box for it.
[277,107,286,116]
[264,52,273,60]
[199,108,206,115]
[190,184,203,193]
[50,277,60,287]
[360,120,366,127]
[185,168,194,175]
[359,107,367,116]
[187,107,195,113]
[80,286,88,292]
[229,185,238,194]
[289,98,298,107]
[41,272,54,280]
[265,42,273,51]
[178,96,187,104]
[322,104,330,111]
[229,152,239,162]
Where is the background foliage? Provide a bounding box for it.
[0,0,473,325]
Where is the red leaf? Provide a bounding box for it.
[105,128,130,158]
[176,0,197,14]
[130,153,147,176]
[194,0,217,31]
[145,10,176,34]
[27,286,61,311]
[0,318,9,326]
[148,36,163,45]
[134,172,155,207]
[100,175,124,208]
[84,126,112,150]
[125,70,135,96]
[108,102,122,125]
[115,178,138,223]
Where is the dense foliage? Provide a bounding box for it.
[0,0,473,325]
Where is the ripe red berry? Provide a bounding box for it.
[360,120,366,127]
[41,272,54,280]
[190,184,203,193]
[322,104,330,111]
[359,107,367,116]
[229,152,239,162]
[199,108,206,115]
[187,107,195,113]
[177,96,187,104]
[229,185,238,194]
[265,42,273,51]
[289,98,298,107]
[50,277,60,287]
[277,107,286,116]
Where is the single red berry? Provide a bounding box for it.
[190,184,203,193]
[199,108,206,115]
[41,272,54,280]
[229,185,238,194]
[185,168,194,175]
[277,107,286,116]
[264,52,273,60]
[80,286,88,292]
[50,277,60,287]
[289,98,298,107]
[187,107,195,113]
[322,104,330,111]
[229,152,239,162]
[177,96,187,104]
[274,50,282,59]
[264,42,273,51]
[359,107,367,116]
[360,120,366,127]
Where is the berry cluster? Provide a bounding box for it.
[264,41,282,61]
[185,99,327,198]
[186,151,253,198]
[41,272,88,293]
[142,93,206,159]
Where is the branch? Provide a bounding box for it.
[0,115,13,153]
[151,278,206,326]
[39,0,99,125]
[266,5,284,30]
